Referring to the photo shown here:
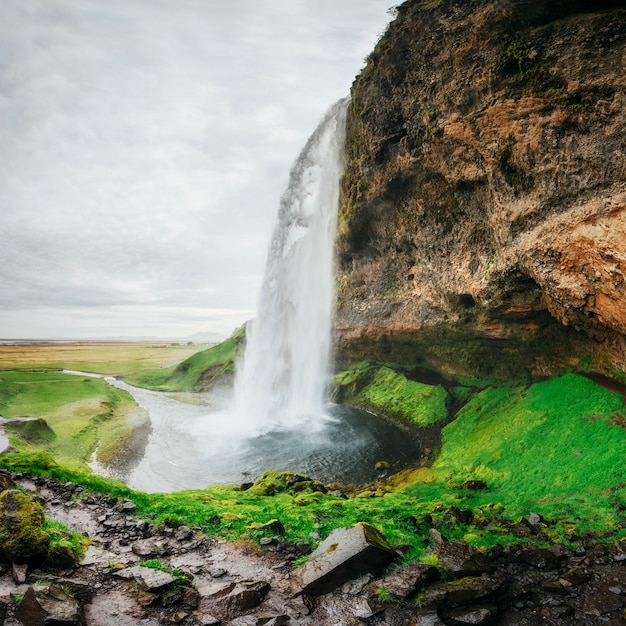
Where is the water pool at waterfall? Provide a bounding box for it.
[106,378,422,493]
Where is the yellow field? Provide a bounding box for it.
[0,342,208,376]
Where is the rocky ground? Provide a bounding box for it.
[0,472,624,625]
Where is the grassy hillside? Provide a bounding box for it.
[121,327,245,392]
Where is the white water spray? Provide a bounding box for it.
[232,97,349,433]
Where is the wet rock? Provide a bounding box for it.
[12,562,28,583]
[436,541,495,577]
[209,567,228,578]
[443,604,499,625]
[15,583,84,626]
[132,538,166,557]
[377,563,439,599]
[161,588,183,607]
[341,573,372,595]
[408,611,445,626]
[516,548,560,569]
[136,590,158,607]
[199,580,271,618]
[159,608,188,624]
[48,543,78,568]
[230,616,290,626]
[115,565,177,590]
[461,480,488,491]
[445,506,474,525]
[175,525,193,542]
[120,499,137,513]
[182,586,200,609]
[290,523,395,596]
[79,545,118,567]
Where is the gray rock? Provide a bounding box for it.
[15,584,84,625]
[132,538,166,557]
[115,565,177,590]
[199,580,271,618]
[120,499,137,513]
[443,604,498,625]
[410,611,446,626]
[175,525,193,541]
[377,563,439,599]
[11,562,28,584]
[290,523,395,596]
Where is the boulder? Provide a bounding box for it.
[15,583,84,625]
[0,489,49,563]
[290,523,395,596]
[198,580,271,619]
[132,538,166,557]
[377,563,439,599]
[436,541,495,578]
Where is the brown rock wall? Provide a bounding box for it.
[336,0,626,373]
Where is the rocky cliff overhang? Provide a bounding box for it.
[336,0,626,376]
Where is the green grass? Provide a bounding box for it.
[121,327,245,392]
[0,371,142,470]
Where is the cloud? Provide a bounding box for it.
[0,0,392,338]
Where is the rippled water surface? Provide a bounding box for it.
[106,378,422,493]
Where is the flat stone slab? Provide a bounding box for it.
[291,522,394,596]
[114,565,176,590]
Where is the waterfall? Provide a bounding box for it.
[232,97,349,433]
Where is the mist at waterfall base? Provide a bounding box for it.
[125,100,422,493]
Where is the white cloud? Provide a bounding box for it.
[0,0,392,338]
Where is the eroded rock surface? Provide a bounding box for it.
[0,472,623,625]
[336,0,626,375]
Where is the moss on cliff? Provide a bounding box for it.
[333,363,449,429]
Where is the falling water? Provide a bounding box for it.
[232,97,349,432]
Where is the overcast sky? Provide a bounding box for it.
[0,0,392,339]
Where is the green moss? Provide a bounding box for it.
[414,374,626,528]
[334,363,449,429]
[44,519,89,562]
[0,490,49,563]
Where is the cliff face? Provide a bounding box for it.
[336,0,626,377]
